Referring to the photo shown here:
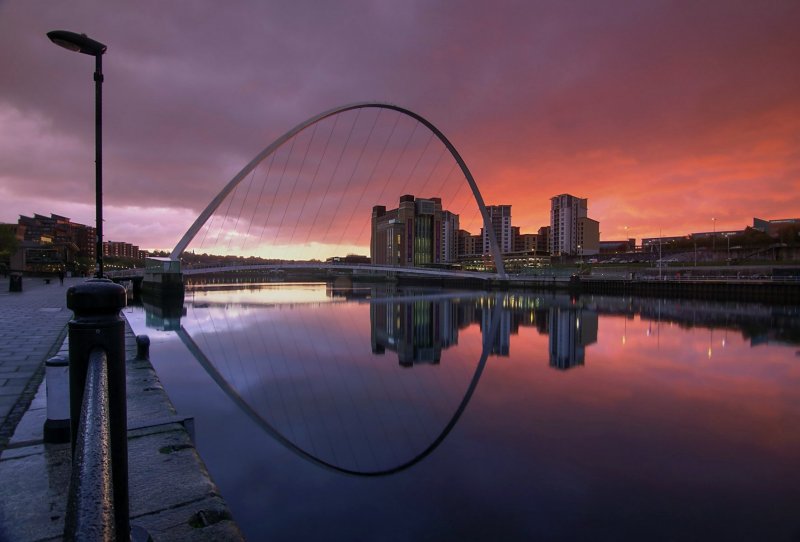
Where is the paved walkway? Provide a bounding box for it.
[0,276,79,451]
[0,278,243,540]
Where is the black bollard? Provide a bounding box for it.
[135,335,150,361]
[66,278,128,541]
[9,272,22,292]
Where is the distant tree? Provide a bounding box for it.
[105,255,142,269]
[0,225,20,265]
[775,224,800,247]
[734,227,774,247]
[72,256,94,277]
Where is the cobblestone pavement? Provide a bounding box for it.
[0,276,80,451]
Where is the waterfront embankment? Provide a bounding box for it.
[0,277,243,541]
[0,277,73,450]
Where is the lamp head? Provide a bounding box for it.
[47,30,107,56]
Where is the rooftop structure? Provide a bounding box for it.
[753,217,800,237]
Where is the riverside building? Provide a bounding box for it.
[18,213,96,261]
[549,194,600,257]
[482,205,513,255]
[371,195,460,267]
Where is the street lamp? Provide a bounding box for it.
[658,228,663,280]
[712,217,717,255]
[624,225,634,254]
[47,30,107,278]
[726,233,731,264]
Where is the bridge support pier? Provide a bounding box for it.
[141,257,184,298]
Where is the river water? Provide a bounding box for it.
[126,283,800,541]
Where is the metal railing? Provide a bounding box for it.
[64,347,116,540]
[64,279,129,541]
[584,274,800,283]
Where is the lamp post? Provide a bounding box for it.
[47,30,107,278]
[726,233,731,264]
[658,228,662,280]
[624,225,636,256]
[712,217,716,256]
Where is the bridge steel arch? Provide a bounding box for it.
[171,102,507,277]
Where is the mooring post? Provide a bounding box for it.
[135,335,150,361]
[43,355,70,444]
[66,278,128,540]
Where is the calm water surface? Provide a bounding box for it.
[127,283,800,541]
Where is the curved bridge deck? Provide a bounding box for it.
[182,262,497,280]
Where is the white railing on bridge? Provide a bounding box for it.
[182,262,498,280]
[103,264,798,283]
[104,268,144,279]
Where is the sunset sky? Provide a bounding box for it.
[1,1,798,252]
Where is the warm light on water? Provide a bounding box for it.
[188,282,335,305]
[128,284,800,541]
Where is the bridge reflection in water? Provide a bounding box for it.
[139,283,800,476]
[132,283,800,541]
[175,290,501,476]
[141,284,602,475]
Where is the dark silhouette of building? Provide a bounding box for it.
[370,295,461,366]
[18,213,96,262]
[548,306,598,370]
[373,195,449,267]
[103,240,145,260]
[14,213,95,272]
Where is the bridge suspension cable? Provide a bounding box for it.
[171,102,506,277]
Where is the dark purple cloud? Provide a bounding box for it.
[1,0,798,250]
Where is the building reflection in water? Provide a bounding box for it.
[142,282,800,373]
[481,296,512,357]
[370,295,462,366]
[129,281,800,540]
[548,305,598,370]
[367,288,599,370]
[137,283,800,475]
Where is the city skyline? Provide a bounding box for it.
[6,201,800,265]
[1,2,798,252]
